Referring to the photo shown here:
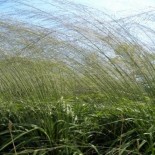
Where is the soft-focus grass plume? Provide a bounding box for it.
[0,0,153,102]
[1,0,155,154]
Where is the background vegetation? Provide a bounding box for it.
[1,0,155,154]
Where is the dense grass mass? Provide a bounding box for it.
[1,0,155,154]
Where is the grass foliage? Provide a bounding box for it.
[1,0,155,154]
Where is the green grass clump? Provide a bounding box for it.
[1,100,155,154]
[1,0,155,154]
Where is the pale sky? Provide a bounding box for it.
[0,0,155,45]
[75,0,155,10]
[73,0,155,17]
[1,0,155,18]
